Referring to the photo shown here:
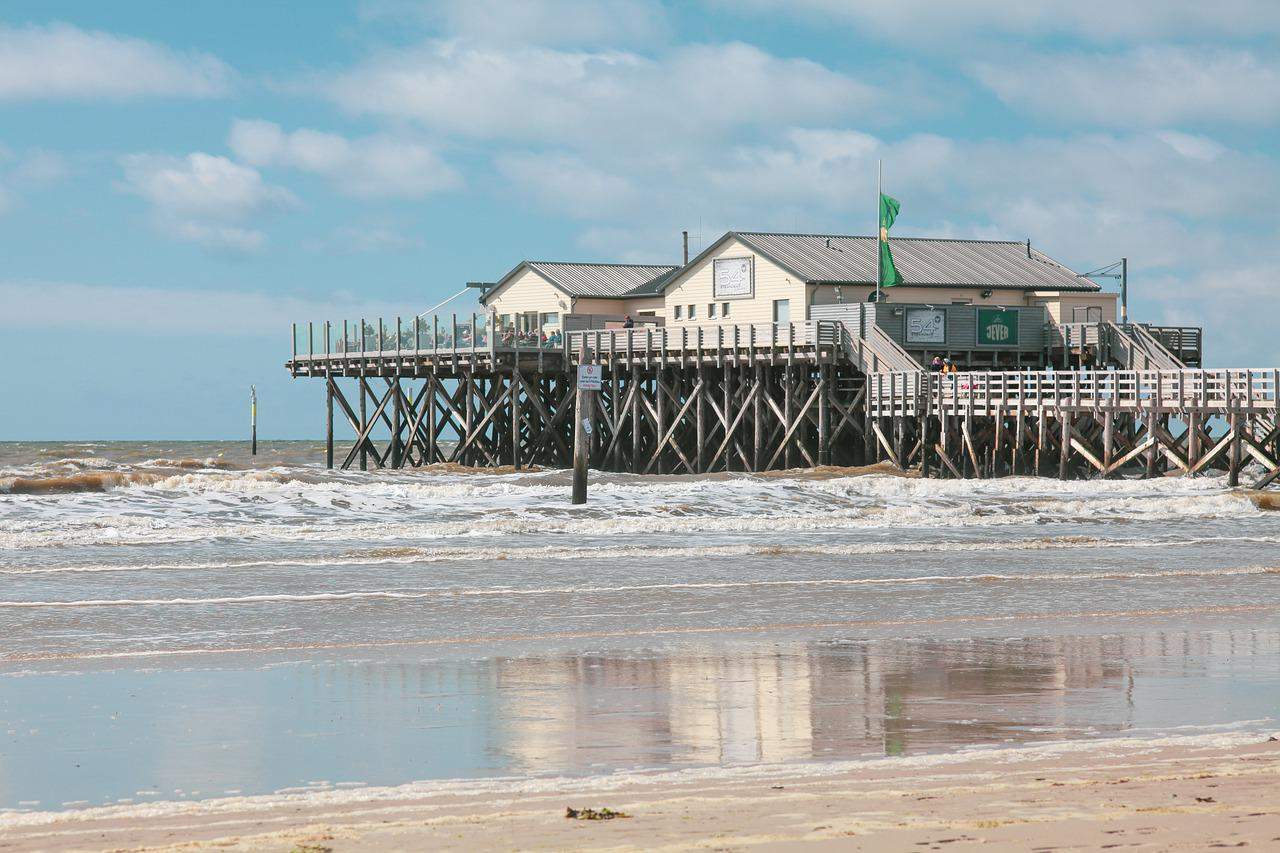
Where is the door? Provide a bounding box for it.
[772,299,790,324]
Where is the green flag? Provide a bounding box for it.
[879,192,902,288]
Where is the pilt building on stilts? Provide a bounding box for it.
[288,229,1279,488]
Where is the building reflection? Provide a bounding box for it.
[487,629,1276,773]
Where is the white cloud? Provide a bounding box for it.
[360,0,668,46]
[227,119,461,198]
[0,147,69,214]
[119,153,295,252]
[714,0,1280,42]
[326,41,879,151]
[496,152,641,218]
[0,22,232,100]
[972,47,1280,126]
[0,280,407,335]
[121,152,296,220]
[310,224,426,253]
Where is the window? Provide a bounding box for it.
[708,303,717,319]
[721,302,730,317]
[520,311,539,332]
[638,310,656,317]
[772,299,790,324]
[673,305,683,320]
[687,304,696,320]
[540,311,560,329]
[499,314,510,329]
[1072,305,1102,323]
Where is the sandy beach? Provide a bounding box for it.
[3,733,1277,851]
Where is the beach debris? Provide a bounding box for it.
[566,806,631,820]
[771,785,785,790]
[1196,796,1217,803]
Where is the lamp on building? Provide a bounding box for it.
[980,289,994,299]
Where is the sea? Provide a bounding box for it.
[1,440,1278,816]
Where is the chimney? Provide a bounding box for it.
[1025,238,1032,258]
[682,230,689,265]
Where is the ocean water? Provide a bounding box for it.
[1,441,1278,813]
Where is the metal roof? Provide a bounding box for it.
[730,232,1097,291]
[526,261,679,298]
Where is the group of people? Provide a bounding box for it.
[498,327,562,348]
[929,355,961,374]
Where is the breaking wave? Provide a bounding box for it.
[6,565,1278,609]
[7,534,1280,575]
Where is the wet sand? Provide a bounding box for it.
[4,733,1277,851]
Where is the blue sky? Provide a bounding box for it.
[2,0,1278,439]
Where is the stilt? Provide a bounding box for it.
[817,364,831,466]
[1059,413,1071,480]
[359,375,368,471]
[325,375,334,470]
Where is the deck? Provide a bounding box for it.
[288,318,841,377]
[867,369,1279,418]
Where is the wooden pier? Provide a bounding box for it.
[288,315,1279,488]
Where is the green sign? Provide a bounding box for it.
[977,308,1019,346]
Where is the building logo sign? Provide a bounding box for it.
[713,257,754,299]
[905,308,946,344]
[977,307,1019,346]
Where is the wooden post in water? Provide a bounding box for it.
[1228,411,1242,487]
[250,385,258,456]
[573,359,597,505]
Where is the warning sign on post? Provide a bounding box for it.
[576,364,602,391]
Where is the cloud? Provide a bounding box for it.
[120,152,296,220]
[359,0,669,46]
[0,22,232,100]
[309,223,426,253]
[119,152,296,252]
[326,41,879,152]
[227,119,461,198]
[0,280,407,335]
[496,152,641,218]
[712,0,1280,43]
[0,147,69,214]
[972,47,1280,126]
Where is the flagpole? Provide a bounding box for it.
[876,159,882,304]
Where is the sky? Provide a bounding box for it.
[2,0,1278,439]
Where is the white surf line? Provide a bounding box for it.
[6,603,1279,662]
[3,565,1278,609]
[5,533,1280,576]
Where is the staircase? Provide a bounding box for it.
[1103,322,1186,369]
[839,323,921,374]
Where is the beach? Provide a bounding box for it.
[3,732,1277,851]
[2,441,1279,849]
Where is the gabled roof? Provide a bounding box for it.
[482,260,678,305]
[675,231,1097,292]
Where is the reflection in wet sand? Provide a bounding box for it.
[3,628,1276,810]
[487,628,1271,773]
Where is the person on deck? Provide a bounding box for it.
[942,357,956,374]
[623,315,635,329]
[930,355,943,372]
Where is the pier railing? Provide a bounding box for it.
[566,321,838,362]
[290,316,841,369]
[868,369,1280,417]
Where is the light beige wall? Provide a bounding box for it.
[1031,291,1117,324]
[571,295,665,316]
[664,237,808,324]
[483,268,570,321]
